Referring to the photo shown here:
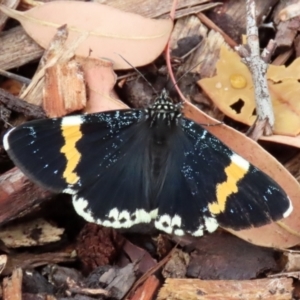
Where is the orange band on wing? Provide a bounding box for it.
[208,155,249,215]
[60,125,82,184]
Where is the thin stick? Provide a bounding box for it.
[0,69,31,85]
[236,0,276,138]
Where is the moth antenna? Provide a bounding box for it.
[116,53,159,96]
[169,59,204,92]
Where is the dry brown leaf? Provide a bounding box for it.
[186,232,276,280]
[122,239,157,275]
[198,46,300,137]
[183,102,300,248]
[0,1,173,69]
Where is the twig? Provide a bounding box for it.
[0,69,31,85]
[0,88,46,118]
[197,12,238,48]
[235,0,276,138]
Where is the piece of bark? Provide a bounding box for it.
[294,35,300,57]
[67,280,110,298]
[156,234,173,258]
[0,0,19,30]
[0,218,64,248]
[129,275,160,300]
[97,264,137,299]
[22,269,55,295]
[76,224,125,274]
[3,252,76,276]
[0,88,46,119]
[0,255,8,276]
[158,278,293,300]
[21,24,88,115]
[169,15,226,79]
[274,0,300,23]
[2,268,22,300]
[162,249,189,279]
[97,0,216,18]
[43,265,83,291]
[122,239,157,275]
[168,12,226,110]
[43,59,86,117]
[186,232,277,280]
[273,0,300,48]
[283,252,300,272]
[163,3,221,20]
[283,152,300,183]
[206,0,278,43]
[0,167,53,226]
[197,12,237,48]
[22,294,56,300]
[274,18,300,48]
[0,26,43,71]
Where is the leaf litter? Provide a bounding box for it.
[0,0,300,299]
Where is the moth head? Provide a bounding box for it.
[145,89,182,126]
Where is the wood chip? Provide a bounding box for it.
[2,268,22,300]
[0,26,43,71]
[158,278,293,300]
[0,218,64,248]
[0,168,52,226]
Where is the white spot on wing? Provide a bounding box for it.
[204,216,218,233]
[72,196,95,223]
[154,214,182,234]
[72,198,158,229]
[174,229,185,236]
[191,226,204,237]
[63,187,77,195]
[150,208,158,219]
[231,153,250,171]
[101,208,156,228]
[61,115,84,126]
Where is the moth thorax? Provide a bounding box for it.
[145,98,182,128]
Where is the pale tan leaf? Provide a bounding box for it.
[198,46,300,136]
[0,1,173,69]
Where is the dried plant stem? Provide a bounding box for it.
[236,0,276,138]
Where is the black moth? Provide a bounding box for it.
[3,89,292,236]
